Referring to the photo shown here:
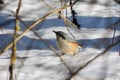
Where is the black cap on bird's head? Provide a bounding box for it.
[53,30,76,42]
[53,30,66,39]
[53,30,57,34]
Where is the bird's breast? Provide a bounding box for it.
[56,39,79,54]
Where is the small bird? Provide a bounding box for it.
[53,30,82,56]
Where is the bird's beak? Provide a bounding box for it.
[53,30,57,34]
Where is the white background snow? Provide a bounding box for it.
[0,0,120,80]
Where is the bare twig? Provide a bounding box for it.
[9,0,22,80]
[0,1,77,55]
[107,19,120,29]
[41,0,52,9]
[111,27,117,44]
[66,40,120,80]
[64,0,68,18]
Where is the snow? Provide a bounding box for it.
[0,0,120,80]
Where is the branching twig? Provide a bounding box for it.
[66,40,120,80]
[9,0,22,80]
[41,0,52,9]
[0,1,77,55]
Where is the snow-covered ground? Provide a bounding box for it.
[0,0,120,80]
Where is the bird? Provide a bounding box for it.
[53,30,82,56]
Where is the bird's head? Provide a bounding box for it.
[53,30,66,39]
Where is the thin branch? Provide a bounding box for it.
[65,0,68,18]
[66,40,120,80]
[0,1,77,55]
[9,0,22,80]
[107,19,120,29]
[41,0,76,39]
[111,27,117,44]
